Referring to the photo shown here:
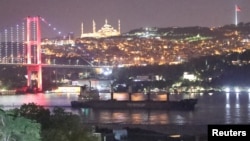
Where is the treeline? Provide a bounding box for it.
[0,103,96,141]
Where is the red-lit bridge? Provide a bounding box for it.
[0,16,112,91]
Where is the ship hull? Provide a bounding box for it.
[71,99,198,111]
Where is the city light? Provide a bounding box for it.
[224,87,230,93]
[234,87,240,93]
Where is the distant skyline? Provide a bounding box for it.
[0,0,250,38]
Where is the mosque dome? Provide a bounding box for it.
[81,19,120,38]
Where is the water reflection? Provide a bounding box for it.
[81,109,150,124]
[79,108,199,125]
[0,93,78,108]
[235,93,240,123]
[225,93,231,123]
[0,92,250,125]
[225,93,230,108]
[248,93,250,121]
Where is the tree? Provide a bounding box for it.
[13,103,97,141]
[0,108,41,141]
[42,107,97,141]
[17,103,50,129]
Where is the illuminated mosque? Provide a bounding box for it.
[80,19,121,38]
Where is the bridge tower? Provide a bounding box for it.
[26,16,42,92]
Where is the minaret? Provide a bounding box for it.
[118,19,121,34]
[81,22,84,37]
[93,20,96,33]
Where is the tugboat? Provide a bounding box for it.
[71,86,198,111]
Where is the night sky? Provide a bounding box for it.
[0,0,249,38]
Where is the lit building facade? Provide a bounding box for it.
[81,19,121,38]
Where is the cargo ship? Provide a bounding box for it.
[71,86,198,110]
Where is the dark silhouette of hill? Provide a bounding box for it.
[123,22,250,39]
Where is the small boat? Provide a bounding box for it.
[71,86,198,111]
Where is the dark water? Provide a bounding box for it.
[1,92,250,135]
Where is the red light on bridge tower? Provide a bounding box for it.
[26,16,42,92]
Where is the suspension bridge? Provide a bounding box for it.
[0,16,112,92]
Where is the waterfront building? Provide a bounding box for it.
[41,32,75,46]
[80,19,121,38]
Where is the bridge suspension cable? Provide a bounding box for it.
[39,16,67,38]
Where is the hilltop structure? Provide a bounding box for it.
[80,19,121,38]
